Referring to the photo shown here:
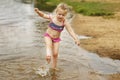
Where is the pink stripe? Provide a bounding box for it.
[49,26,62,32]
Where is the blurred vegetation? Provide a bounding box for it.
[34,0,56,12]
[34,0,120,16]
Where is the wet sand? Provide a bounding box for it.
[71,13,120,80]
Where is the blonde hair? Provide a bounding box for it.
[54,3,72,14]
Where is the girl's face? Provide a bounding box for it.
[56,8,67,22]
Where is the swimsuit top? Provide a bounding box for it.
[49,22,64,32]
[48,15,65,32]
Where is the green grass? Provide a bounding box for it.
[68,2,114,16]
[35,0,120,16]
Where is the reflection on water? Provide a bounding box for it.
[0,0,120,80]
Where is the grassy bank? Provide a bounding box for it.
[35,0,120,16]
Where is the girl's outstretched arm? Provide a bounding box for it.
[65,21,80,46]
[34,8,50,19]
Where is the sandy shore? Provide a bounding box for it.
[71,13,120,60]
[71,12,120,80]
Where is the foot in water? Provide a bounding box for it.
[35,63,50,77]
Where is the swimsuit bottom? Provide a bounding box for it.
[44,33,61,42]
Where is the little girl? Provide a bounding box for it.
[35,3,80,70]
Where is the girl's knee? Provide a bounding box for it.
[53,53,58,58]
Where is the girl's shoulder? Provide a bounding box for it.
[49,14,55,19]
[49,14,56,22]
[63,19,68,25]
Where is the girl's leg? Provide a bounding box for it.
[52,42,60,69]
[44,37,53,64]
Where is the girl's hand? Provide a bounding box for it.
[34,8,39,12]
[75,40,80,46]
[34,8,44,17]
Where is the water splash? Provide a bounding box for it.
[35,63,50,77]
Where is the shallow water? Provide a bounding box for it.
[0,0,120,80]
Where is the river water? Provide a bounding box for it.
[0,0,120,80]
